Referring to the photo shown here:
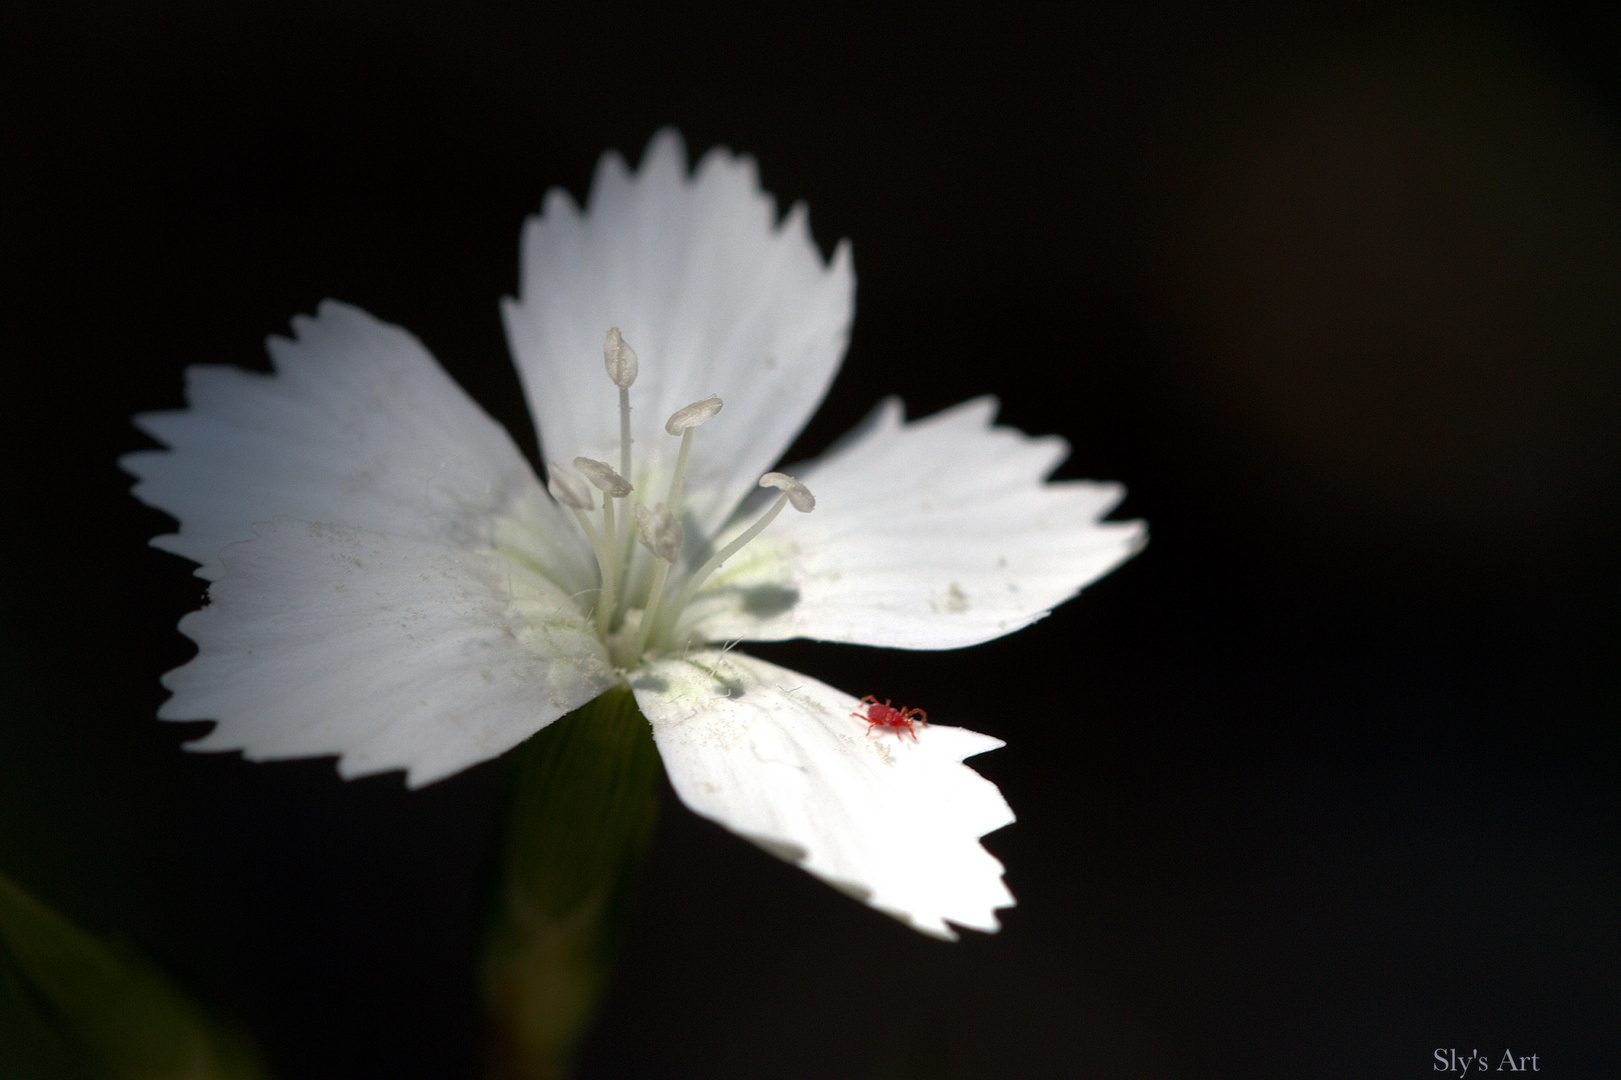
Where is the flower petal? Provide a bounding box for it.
[166,519,616,787]
[685,397,1146,649]
[121,299,592,591]
[502,129,855,540]
[632,649,1015,939]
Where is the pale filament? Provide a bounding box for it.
[655,473,812,646]
[572,457,631,638]
[625,503,680,664]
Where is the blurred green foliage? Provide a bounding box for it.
[0,871,271,1080]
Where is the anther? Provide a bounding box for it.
[546,464,595,511]
[662,396,723,517]
[634,502,683,563]
[665,395,723,435]
[603,327,638,389]
[573,457,633,498]
[759,471,816,512]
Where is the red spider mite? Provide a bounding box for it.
[852,696,929,740]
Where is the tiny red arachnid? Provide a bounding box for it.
[852,695,929,740]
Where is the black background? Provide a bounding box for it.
[3,2,1618,1077]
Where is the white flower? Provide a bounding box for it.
[121,131,1145,939]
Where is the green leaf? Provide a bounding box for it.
[481,685,662,1080]
[0,871,271,1080]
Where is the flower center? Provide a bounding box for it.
[547,328,815,669]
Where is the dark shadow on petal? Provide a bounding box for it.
[738,584,800,617]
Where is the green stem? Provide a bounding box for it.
[481,687,661,1080]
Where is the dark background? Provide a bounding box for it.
[3,2,1618,1077]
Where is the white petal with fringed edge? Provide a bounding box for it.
[123,301,592,588]
[170,519,614,788]
[632,649,1014,939]
[123,302,613,785]
[680,396,1147,650]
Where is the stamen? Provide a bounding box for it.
[634,502,683,564]
[662,395,723,517]
[759,471,816,512]
[544,462,611,629]
[664,396,723,435]
[546,464,595,511]
[567,507,606,561]
[574,330,801,660]
[604,329,637,483]
[626,503,682,664]
[603,327,638,389]
[561,505,610,634]
[573,457,632,499]
[657,472,816,645]
[574,457,633,638]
